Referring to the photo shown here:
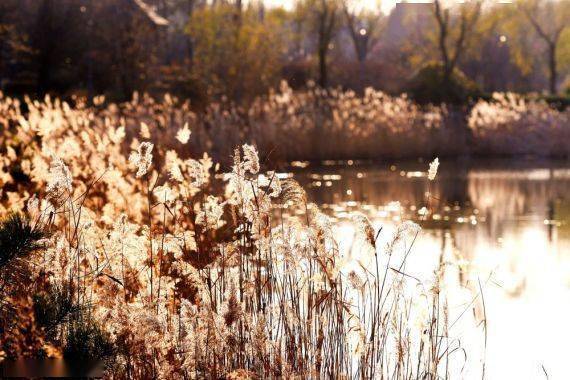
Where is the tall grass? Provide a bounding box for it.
[0,90,491,378]
[2,87,568,170]
[468,92,570,157]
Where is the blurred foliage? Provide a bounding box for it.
[475,0,570,93]
[187,4,286,102]
[406,62,481,105]
[0,0,568,102]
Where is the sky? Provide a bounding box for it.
[262,0,514,15]
[262,0,402,14]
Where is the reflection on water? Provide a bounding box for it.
[291,159,570,379]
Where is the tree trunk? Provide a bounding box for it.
[318,46,327,88]
[548,42,557,94]
[438,38,452,84]
[443,63,453,85]
[356,36,368,63]
[234,0,243,26]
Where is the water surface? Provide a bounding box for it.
[290,158,570,379]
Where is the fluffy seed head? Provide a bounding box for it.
[129,141,154,178]
[428,158,439,181]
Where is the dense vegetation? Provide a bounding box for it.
[0,0,568,104]
[0,0,568,378]
[2,86,568,167]
[0,92,486,378]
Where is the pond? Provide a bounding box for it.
[289,158,570,379]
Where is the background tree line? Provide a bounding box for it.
[0,0,569,105]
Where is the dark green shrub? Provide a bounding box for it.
[0,213,51,359]
[406,62,481,105]
[0,213,49,270]
[538,94,570,111]
[33,283,81,341]
[64,319,115,360]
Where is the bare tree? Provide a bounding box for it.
[518,0,569,94]
[311,0,338,88]
[342,1,382,63]
[432,0,482,83]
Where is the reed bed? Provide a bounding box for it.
[468,92,570,157]
[0,90,490,379]
[2,85,568,167]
